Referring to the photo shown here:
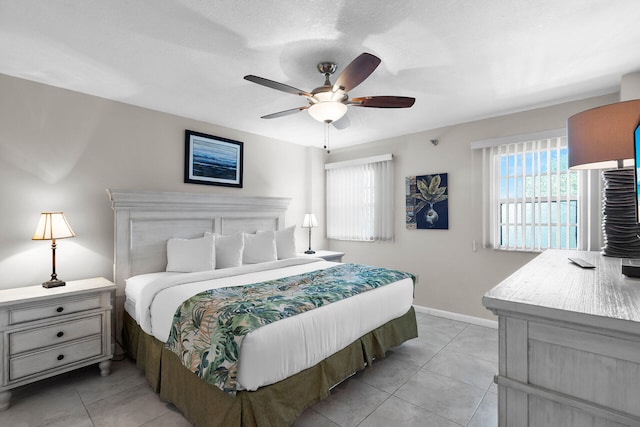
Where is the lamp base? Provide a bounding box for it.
[304,250,316,254]
[42,279,66,288]
[601,169,640,258]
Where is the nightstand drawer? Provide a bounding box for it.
[9,295,103,325]
[9,315,102,355]
[9,336,103,381]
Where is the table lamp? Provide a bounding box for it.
[567,99,640,257]
[302,213,318,254]
[32,212,76,288]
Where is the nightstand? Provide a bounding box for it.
[0,277,115,410]
[298,250,345,263]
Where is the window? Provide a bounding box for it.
[473,130,595,251]
[325,154,393,241]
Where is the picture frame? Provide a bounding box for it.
[184,130,243,188]
[406,173,449,230]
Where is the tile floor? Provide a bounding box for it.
[0,312,498,427]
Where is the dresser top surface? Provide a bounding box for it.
[0,277,115,306]
[483,250,640,326]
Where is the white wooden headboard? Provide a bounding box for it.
[107,189,291,296]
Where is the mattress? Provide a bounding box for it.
[125,258,414,391]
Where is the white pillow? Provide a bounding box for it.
[213,232,244,269]
[275,225,297,259]
[166,234,215,272]
[243,230,277,264]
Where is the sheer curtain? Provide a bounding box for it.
[325,154,394,241]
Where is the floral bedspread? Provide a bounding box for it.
[164,263,414,394]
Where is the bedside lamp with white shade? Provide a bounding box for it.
[302,213,318,254]
[32,212,75,288]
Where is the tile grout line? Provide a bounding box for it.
[464,389,490,427]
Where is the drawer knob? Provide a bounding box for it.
[56,331,64,338]
[56,307,64,313]
[57,354,64,361]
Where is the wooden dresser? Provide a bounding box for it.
[483,250,640,427]
[0,277,115,410]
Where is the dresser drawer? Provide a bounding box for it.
[8,294,103,325]
[9,315,102,355]
[9,336,103,381]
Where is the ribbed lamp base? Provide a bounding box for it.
[601,168,640,258]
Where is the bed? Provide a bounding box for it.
[108,189,418,427]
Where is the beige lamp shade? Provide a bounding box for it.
[32,212,76,240]
[302,213,318,228]
[567,99,640,169]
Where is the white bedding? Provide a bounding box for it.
[125,258,414,391]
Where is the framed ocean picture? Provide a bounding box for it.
[184,130,243,188]
[406,173,449,229]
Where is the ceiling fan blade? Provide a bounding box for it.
[333,53,381,93]
[260,106,309,119]
[244,75,312,97]
[351,96,416,108]
[332,114,350,130]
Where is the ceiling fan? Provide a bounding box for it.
[244,52,415,127]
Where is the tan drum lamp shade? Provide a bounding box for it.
[32,212,76,288]
[567,99,640,257]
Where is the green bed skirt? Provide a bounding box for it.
[122,306,418,427]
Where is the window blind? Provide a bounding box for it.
[473,134,595,251]
[325,154,394,241]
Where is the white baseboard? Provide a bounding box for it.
[413,304,498,329]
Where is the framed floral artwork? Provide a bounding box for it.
[406,173,449,229]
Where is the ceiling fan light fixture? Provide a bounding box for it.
[245,52,415,126]
[308,101,347,123]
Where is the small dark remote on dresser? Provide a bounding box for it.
[568,257,595,269]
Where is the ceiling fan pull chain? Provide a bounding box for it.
[324,122,330,153]
[323,123,328,151]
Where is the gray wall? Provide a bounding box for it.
[326,93,618,320]
[0,73,328,290]
[0,72,618,321]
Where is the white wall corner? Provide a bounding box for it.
[413,304,498,329]
[620,71,640,101]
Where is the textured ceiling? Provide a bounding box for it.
[1,0,640,149]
